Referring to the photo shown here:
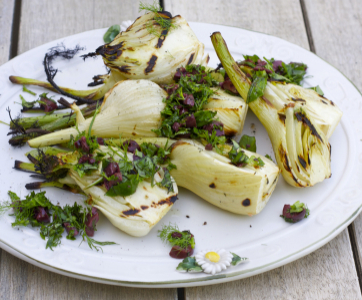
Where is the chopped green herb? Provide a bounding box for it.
[239,135,256,152]
[158,223,195,249]
[290,200,308,214]
[19,95,36,109]
[308,85,324,96]
[103,24,121,43]
[247,71,267,103]
[23,85,36,96]
[228,140,264,168]
[0,191,116,251]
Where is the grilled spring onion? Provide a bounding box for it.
[15,144,178,237]
[9,12,209,101]
[27,78,247,148]
[28,80,168,147]
[211,32,333,188]
[113,137,280,216]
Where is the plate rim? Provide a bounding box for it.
[0,20,361,288]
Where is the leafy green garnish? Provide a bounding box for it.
[158,223,195,249]
[246,71,267,103]
[73,163,98,178]
[290,201,309,217]
[154,64,225,150]
[105,175,139,197]
[103,24,121,43]
[176,256,203,273]
[239,135,256,152]
[139,1,176,37]
[0,191,116,251]
[19,95,36,109]
[228,140,264,168]
[23,85,36,96]
[308,85,324,96]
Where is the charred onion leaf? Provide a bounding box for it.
[0,191,116,251]
[239,135,256,152]
[103,25,121,43]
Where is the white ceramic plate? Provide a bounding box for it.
[0,22,361,288]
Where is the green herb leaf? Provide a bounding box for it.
[158,223,194,249]
[308,85,324,96]
[290,200,308,214]
[19,95,36,109]
[176,256,203,273]
[73,163,98,178]
[265,154,274,161]
[23,85,36,96]
[105,175,139,197]
[103,25,121,43]
[246,74,267,103]
[239,135,256,152]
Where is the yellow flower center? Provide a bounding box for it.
[205,251,220,263]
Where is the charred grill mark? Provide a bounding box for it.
[156,29,169,48]
[116,65,131,74]
[209,183,216,188]
[267,178,269,184]
[242,199,251,206]
[321,99,328,105]
[291,97,306,103]
[170,141,189,152]
[262,96,274,108]
[298,155,307,169]
[278,113,286,124]
[292,174,303,187]
[158,11,172,19]
[295,112,323,142]
[96,42,124,58]
[308,154,311,165]
[187,53,195,65]
[123,208,140,216]
[145,55,158,74]
[279,144,291,172]
[154,195,178,207]
[206,55,210,64]
[141,205,149,210]
[296,164,300,172]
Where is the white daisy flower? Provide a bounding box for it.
[195,249,233,275]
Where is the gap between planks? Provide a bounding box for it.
[300,0,362,296]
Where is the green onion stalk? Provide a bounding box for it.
[211,32,334,188]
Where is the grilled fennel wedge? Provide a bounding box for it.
[16,145,178,237]
[211,32,334,188]
[113,137,280,216]
[9,12,208,100]
[27,79,247,148]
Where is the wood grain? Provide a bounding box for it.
[303,0,362,283]
[164,0,309,49]
[163,1,362,299]
[185,231,361,300]
[0,0,14,64]
[18,0,155,54]
[1,1,177,299]
[0,0,15,296]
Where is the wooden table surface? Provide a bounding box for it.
[0,0,361,299]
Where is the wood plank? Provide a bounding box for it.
[0,1,15,65]
[185,231,361,300]
[164,0,309,49]
[18,0,154,54]
[0,0,15,296]
[1,1,177,299]
[163,1,362,299]
[303,0,362,283]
